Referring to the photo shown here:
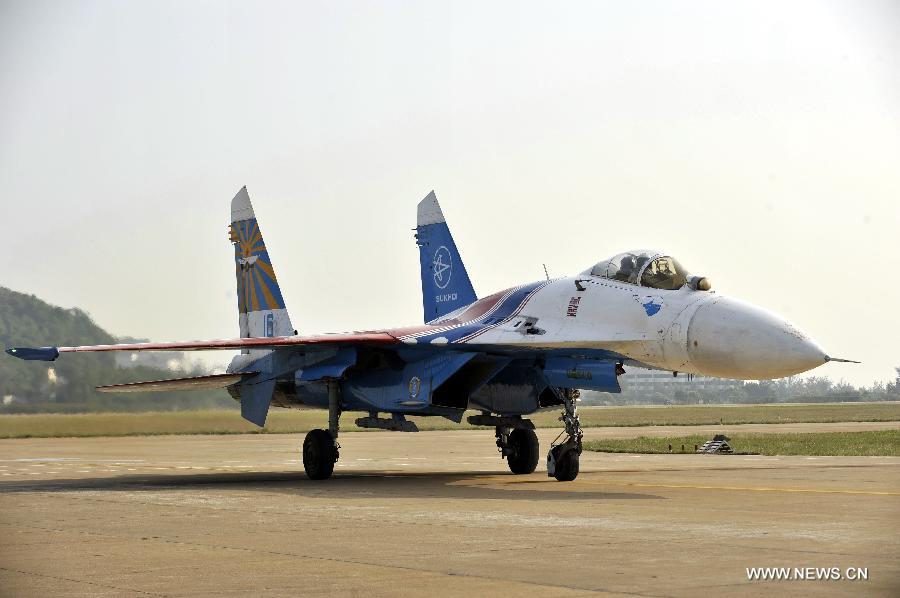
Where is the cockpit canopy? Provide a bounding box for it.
[586,250,689,290]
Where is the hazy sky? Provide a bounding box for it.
[2,1,898,386]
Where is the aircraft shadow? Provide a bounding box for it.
[0,470,662,501]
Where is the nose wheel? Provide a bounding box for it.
[547,388,582,482]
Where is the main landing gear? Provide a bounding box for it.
[467,413,540,474]
[303,381,341,480]
[547,388,582,482]
[498,425,540,474]
[301,384,582,481]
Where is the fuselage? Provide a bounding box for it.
[219,202,836,421]
[392,274,828,381]
[225,257,830,420]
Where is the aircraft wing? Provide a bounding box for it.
[5,332,400,361]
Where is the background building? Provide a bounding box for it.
[582,367,743,405]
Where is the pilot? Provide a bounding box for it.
[642,257,677,289]
[634,255,649,272]
[616,256,636,281]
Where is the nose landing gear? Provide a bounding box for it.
[547,388,582,481]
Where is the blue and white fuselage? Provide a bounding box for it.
[399,273,828,381]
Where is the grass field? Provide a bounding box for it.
[0,402,898,439]
[583,430,900,456]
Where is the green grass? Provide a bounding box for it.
[0,402,897,439]
[571,402,900,427]
[583,430,900,457]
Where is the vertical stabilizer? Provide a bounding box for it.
[229,186,294,339]
[415,191,477,322]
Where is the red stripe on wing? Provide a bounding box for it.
[388,290,509,338]
[58,332,399,353]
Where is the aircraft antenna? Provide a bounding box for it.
[542,264,550,281]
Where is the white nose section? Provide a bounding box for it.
[686,296,828,379]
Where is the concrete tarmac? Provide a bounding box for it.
[0,427,898,597]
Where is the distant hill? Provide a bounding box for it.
[0,287,235,413]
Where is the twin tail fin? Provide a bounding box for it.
[415,191,477,323]
[230,187,294,339]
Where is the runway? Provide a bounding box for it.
[1,428,898,596]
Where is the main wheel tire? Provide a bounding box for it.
[553,449,580,482]
[303,429,336,480]
[507,428,540,474]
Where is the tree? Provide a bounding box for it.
[1,287,235,413]
[888,367,900,397]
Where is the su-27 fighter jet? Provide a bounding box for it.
[6,188,856,481]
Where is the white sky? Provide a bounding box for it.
[2,1,898,386]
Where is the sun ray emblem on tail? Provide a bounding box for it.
[231,219,286,314]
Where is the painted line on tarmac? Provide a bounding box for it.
[475,477,900,496]
[598,481,900,496]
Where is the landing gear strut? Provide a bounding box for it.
[547,388,582,481]
[303,381,341,480]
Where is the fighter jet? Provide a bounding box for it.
[6,188,853,481]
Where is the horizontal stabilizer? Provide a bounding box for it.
[239,377,276,427]
[96,372,257,393]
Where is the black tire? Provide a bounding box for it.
[507,428,540,474]
[303,429,336,480]
[553,449,580,482]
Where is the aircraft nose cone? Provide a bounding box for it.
[686,296,827,379]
